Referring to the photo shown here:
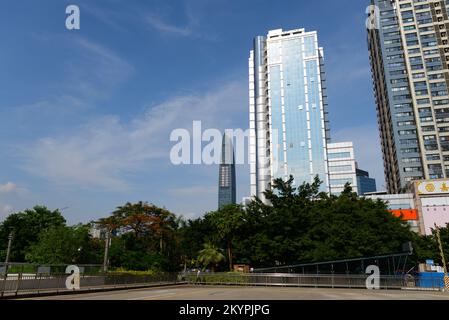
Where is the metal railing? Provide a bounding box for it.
[0,271,181,298]
[0,263,103,275]
[2,269,446,297]
[182,272,446,290]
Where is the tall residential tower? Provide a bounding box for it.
[218,132,236,208]
[368,0,449,193]
[249,28,330,200]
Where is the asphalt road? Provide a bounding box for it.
[24,285,449,300]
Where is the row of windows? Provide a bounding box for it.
[401,138,418,144]
[399,129,417,135]
[329,165,353,173]
[402,157,421,163]
[327,152,351,159]
[330,178,353,186]
[404,166,422,172]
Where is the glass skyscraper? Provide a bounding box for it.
[249,28,330,201]
[368,0,449,193]
[218,132,236,208]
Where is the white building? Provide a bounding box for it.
[249,28,330,201]
[328,142,358,195]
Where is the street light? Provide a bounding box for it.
[103,231,111,273]
[4,229,14,266]
[434,224,449,290]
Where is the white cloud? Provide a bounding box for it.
[169,185,216,196]
[143,5,218,41]
[20,79,247,192]
[145,14,194,37]
[0,182,18,193]
[68,37,135,100]
[332,125,386,191]
[0,204,13,220]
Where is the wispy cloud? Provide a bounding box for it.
[68,37,134,100]
[9,35,135,125]
[145,14,194,37]
[0,182,18,193]
[168,185,216,196]
[143,4,218,41]
[20,79,247,192]
[80,1,128,31]
[0,204,13,220]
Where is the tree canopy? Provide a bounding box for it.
[1,180,448,273]
[0,206,66,262]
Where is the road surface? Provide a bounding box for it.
[24,285,449,300]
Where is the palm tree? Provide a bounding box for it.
[197,243,225,272]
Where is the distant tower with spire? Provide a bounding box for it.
[218,132,236,208]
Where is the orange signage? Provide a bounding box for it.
[389,209,418,221]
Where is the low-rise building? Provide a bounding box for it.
[364,192,420,233]
[328,142,358,196]
[356,168,377,195]
[364,178,449,235]
[413,179,449,235]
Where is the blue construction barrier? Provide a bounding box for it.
[417,272,445,288]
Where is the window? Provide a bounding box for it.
[398,120,415,126]
[329,165,353,173]
[417,98,430,105]
[394,103,412,109]
[413,72,426,79]
[396,112,413,117]
[427,154,440,161]
[428,73,444,80]
[424,49,439,56]
[404,167,422,172]
[400,138,418,144]
[392,86,409,92]
[330,178,353,186]
[403,157,421,163]
[422,125,435,132]
[328,152,351,159]
[434,99,449,106]
[398,129,416,135]
[402,147,419,153]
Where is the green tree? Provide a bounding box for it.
[0,206,66,262]
[101,202,181,271]
[25,224,101,264]
[178,217,215,271]
[411,223,449,268]
[204,204,246,271]
[197,243,225,272]
[238,176,415,267]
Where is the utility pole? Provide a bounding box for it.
[434,224,449,290]
[4,230,14,266]
[103,231,110,273]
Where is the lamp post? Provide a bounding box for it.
[103,231,111,273]
[4,230,14,265]
[434,224,449,290]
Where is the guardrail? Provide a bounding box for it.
[2,271,446,297]
[0,272,181,298]
[181,272,445,290]
[0,263,103,276]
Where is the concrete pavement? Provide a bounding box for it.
[24,285,449,300]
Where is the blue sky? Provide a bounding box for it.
[0,0,383,224]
